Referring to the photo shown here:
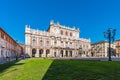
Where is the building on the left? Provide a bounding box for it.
[0,27,23,64]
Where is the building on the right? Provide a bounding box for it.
[91,41,116,57]
[115,39,120,57]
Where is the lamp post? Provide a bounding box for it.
[104,28,116,61]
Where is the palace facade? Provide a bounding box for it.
[25,21,91,58]
[0,27,23,64]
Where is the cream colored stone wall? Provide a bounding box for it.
[25,21,91,58]
[91,41,116,57]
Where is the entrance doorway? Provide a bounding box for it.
[39,49,43,57]
[46,49,50,57]
[66,50,68,57]
[61,50,63,57]
[54,52,56,57]
[70,50,72,57]
[32,49,36,57]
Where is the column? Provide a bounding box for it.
[50,49,54,57]
[63,50,65,57]
[43,49,46,57]
[35,48,39,57]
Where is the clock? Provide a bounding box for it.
[54,27,59,34]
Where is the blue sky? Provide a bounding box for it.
[0,0,120,44]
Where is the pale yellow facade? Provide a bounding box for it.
[116,40,120,57]
[91,41,116,57]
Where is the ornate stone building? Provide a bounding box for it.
[116,40,120,57]
[91,41,116,57]
[25,21,91,58]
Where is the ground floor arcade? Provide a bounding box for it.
[26,48,81,58]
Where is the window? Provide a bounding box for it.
[40,40,42,42]
[79,45,82,48]
[6,37,8,41]
[40,40,42,45]
[32,36,36,45]
[70,32,72,36]
[86,46,88,48]
[83,45,85,48]
[54,40,57,44]
[1,33,4,39]
[117,43,119,46]
[66,31,68,36]
[61,30,63,35]
[66,42,68,44]
[47,41,49,46]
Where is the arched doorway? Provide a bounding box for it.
[91,52,94,57]
[66,50,68,57]
[39,49,43,57]
[60,50,63,57]
[54,52,56,57]
[70,50,72,57]
[32,49,36,57]
[46,49,50,57]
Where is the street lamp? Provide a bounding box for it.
[104,28,116,61]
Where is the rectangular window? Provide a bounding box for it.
[54,40,57,44]
[47,41,49,46]
[1,33,4,39]
[32,36,36,45]
[66,42,68,44]
[40,40,42,46]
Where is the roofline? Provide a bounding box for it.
[91,40,108,45]
[0,27,20,45]
[116,39,120,41]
